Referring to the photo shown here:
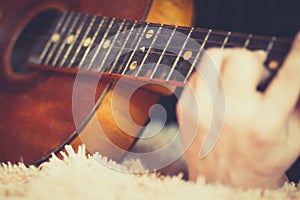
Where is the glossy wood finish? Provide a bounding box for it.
[146,0,194,26]
[79,0,150,20]
[0,0,194,164]
[0,0,82,164]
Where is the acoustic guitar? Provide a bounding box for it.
[0,0,195,165]
[0,0,292,168]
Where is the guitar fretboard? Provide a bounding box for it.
[27,11,292,86]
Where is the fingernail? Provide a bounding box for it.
[291,31,300,47]
[296,31,300,40]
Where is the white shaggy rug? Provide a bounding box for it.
[0,145,299,200]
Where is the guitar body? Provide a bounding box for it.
[0,0,194,164]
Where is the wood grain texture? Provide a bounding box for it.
[146,0,194,26]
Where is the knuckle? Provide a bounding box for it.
[249,116,281,145]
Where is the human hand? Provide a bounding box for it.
[176,33,300,189]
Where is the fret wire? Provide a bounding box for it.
[221,31,231,49]
[86,18,116,71]
[269,39,292,54]
[40,27,286,63]
[121,31,284,48]
[143,49,196,60]
[109,21,138,74]
[78,16,106,69]
[30,11,293,84]
[43,12,75,65]
[166,27,194,81]
[112,38,288,53]
[134,24,163,78]
[184,29,212,83]
[181,37,289,51]
[121,22,150,75]
[222,33,248,48]
[149,26,177,79]
[59,14,89,67]
[51,13,81,66]
[68,15,97,67]
[32,13,291,52]
[265,36,276,56]
[98,19,126,72]
[243,34,253,48]
[83,42,288,59]
[38,12,67,63]
[95,18,117,72]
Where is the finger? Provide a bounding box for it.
[221,49,268,92]
[195,48,232,86]
[274,112,300,167]
[177,48,230,131]
[192,48,231,121]
[189,48,231,103]
[262,32,300,123]
[286,112,300,157]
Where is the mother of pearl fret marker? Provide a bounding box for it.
[28,12,291,89]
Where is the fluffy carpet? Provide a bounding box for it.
[0,145,299,200]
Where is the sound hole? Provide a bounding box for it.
[11,9,61,74]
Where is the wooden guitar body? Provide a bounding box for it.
[0,0,194,164]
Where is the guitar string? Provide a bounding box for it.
[149,26,177,79]
[108,20,138,74]
[97,19,126,72]
[24,12,292,43]
[184,29,212,83]
[38,12,68,64]
[24,12,291,52]
[166,27,194,81]
[51,13,81,66]
[77,16,107,69]
[111,21,145,75]
[134,24,163,78]
[25,26,291,51]
[32,34,291,63]
[42,32,290,81]
[121,22,150,75]
[28,12,292,83]
[86,18,116,71]
[59,14,89,67]
[68,15,97,67]
[29,31,291,60]
[42,12,75,65]
[221,31,231,49]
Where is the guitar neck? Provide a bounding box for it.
[27,11,293,87]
